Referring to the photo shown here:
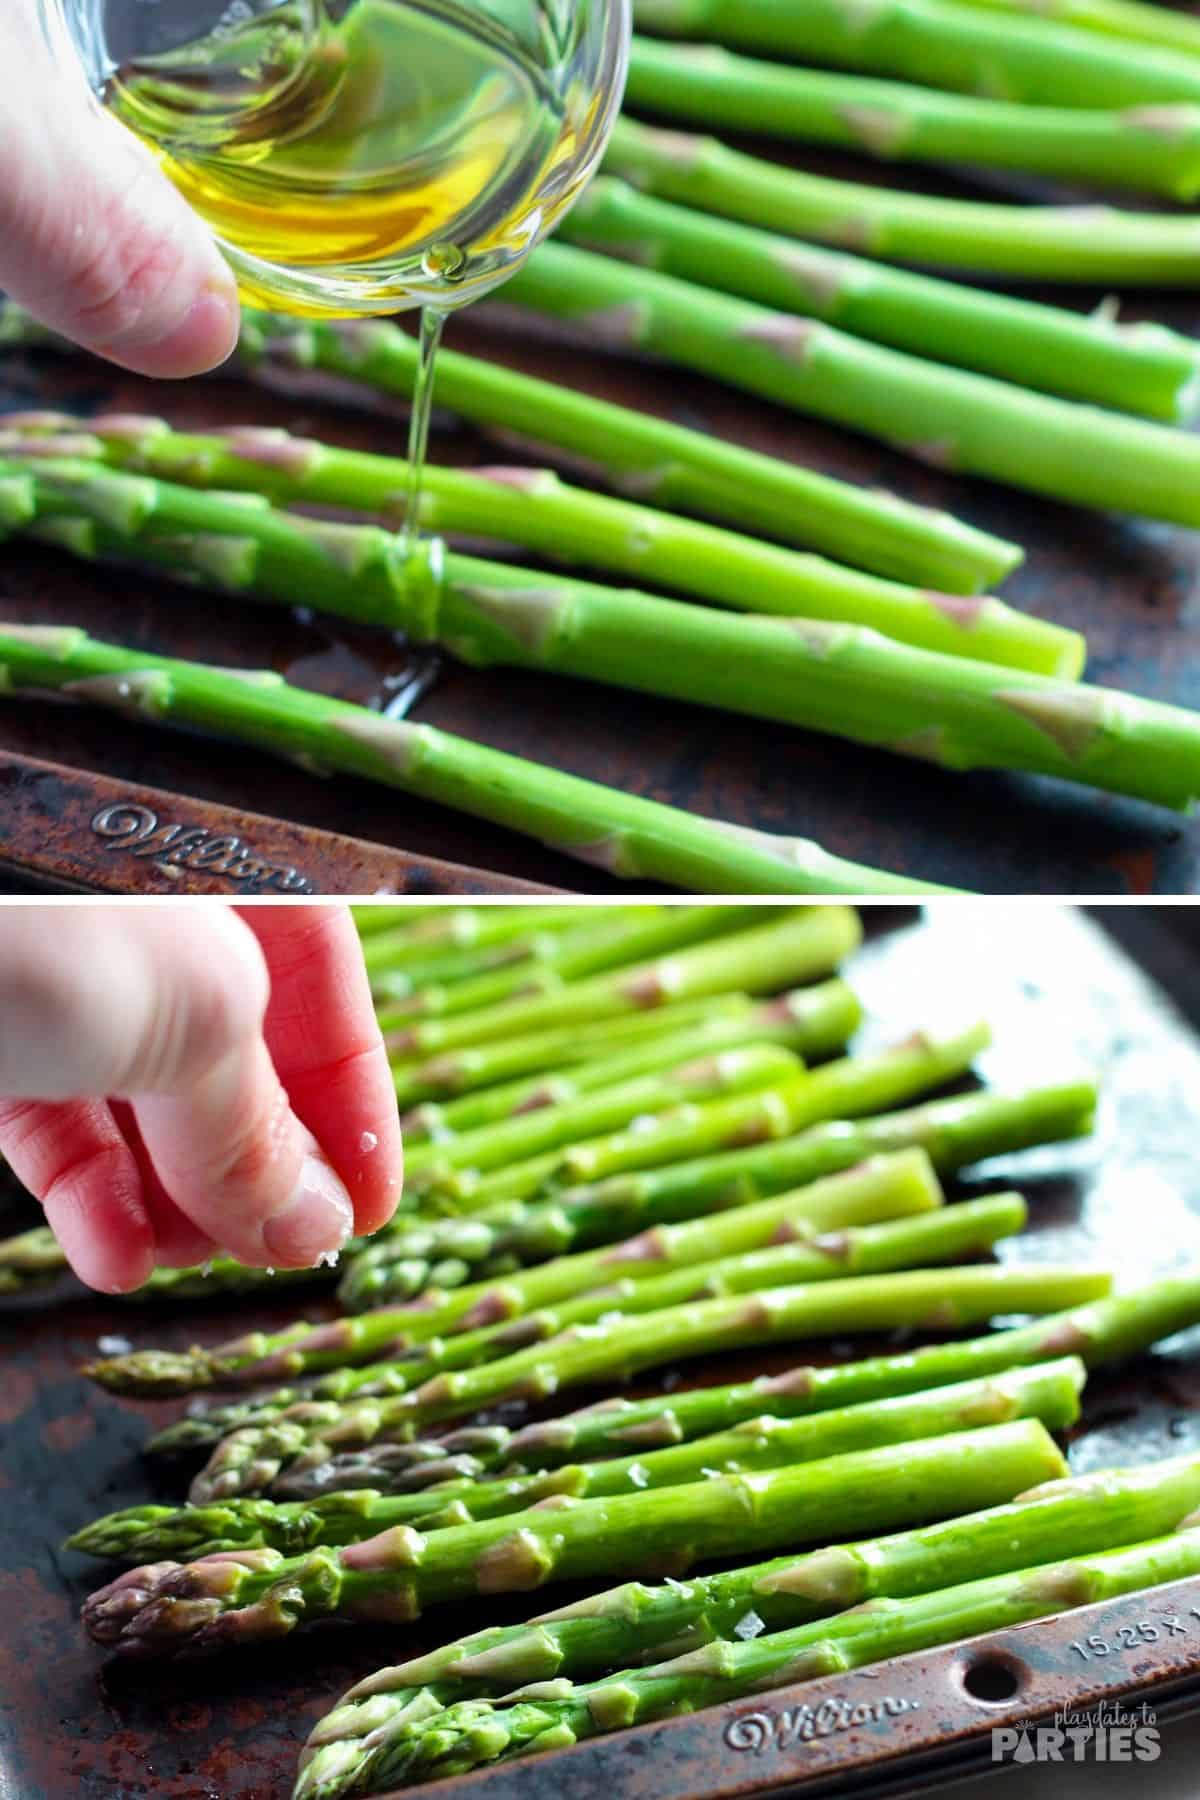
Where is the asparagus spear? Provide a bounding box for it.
[368,921,648,1007]
[378,908,758,1026]
[192,1183,1023,1503]
[438,1022,994,1210]
[296,1452,1200,1796]
[0,1224,70,1295]
[0,1226,331,1302]
[562,180,1200,424]
[141,1147,970,1459]
[630,0,1200,108]
[360,907,588,977]
[263,1267,1200,1497]
[367,1067,929,1324]
[390,988,853,1109]
[624,36,1200,197]
[548,1078,1097,1242]
[399,983,861,1142]
[0,415,1072,675]
[189,1268,1112,1481]
[499,1273,1200,1470]
[0,627,939,896]
[139,1079,1096,1446]
[0,460,1116,801]
[93,1139,950,1403]
[401,1043,803,1196]
[380,909,862,1059]
[91,1020,991,1399]
[328,1527,1200,1790]
[604,117,1200,286]
[70,1354,1079,1562]
[80,1422,1068,1655]
[352,904,446,934]
[349,1075,1094,1313]
[508,243,1200,536]
[0,308,1020,595]
[951,0,1200,58]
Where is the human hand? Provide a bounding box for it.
[0,904,403,1292]
[1,0,240,377]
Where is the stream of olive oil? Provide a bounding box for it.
[104,0,568,551]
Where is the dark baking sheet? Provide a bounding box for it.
[2,901,1200,1800]
[1,145,1199,893]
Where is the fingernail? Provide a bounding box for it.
[101,277,240,379]
[262,1156,354,1266]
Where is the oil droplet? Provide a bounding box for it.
[421,243,467,282]
[360,1131,379,1153]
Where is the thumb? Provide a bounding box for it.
[0,2,240,378]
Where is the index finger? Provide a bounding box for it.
[237,905,403,1237]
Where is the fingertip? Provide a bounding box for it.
[46,1174,156,1296]
[349,1128,405,1238]
[100,276,241,380]
[261,1153,355,1267]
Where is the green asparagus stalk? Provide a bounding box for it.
[200,1268,1113,1471]
[368,920,643,1007]
[391,989,841,1108]
[0,414,1071,674]
[0,1226,331,1302]
[89,1139,952,1401]
[562,179,1200,424]
[327,1526,1200,1790]
[360,907,589,977]
[0,459,1114,800]
[202,1193,1035,1504]
[378,908,758,1027]
[247,1265,1200,1498]
[381,909,862,1059]
[352,904,446,934]
[428,1081,806,1212]
[103,1027,992,1403]
[547,1077,1097,1244]
[0,1224,69,1295]
[950,0,1200,58]
[0,309,1021,594]
[630,0,1200,108]
[508,243,1200,536]
[438,1021,994,1211]
[295,1451,1200,1795]
[141,1148,965,1459]
[624,36,1200,197]
[399,983,862,1141]
[401,1043,803,1196]
[604,117,1200,286]
[0,626,939,896]
[80,1422,1068,1655]
[349,1074,1091,1315]
[499,1272,1200,1470]
[182,1162,966,1493]
[139,1080,1096,1442]
[71,1353,1078,1562]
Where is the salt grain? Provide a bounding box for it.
[734,1610,765,1641]
[359,1131,379,1154]
[96,1334,132,1356]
